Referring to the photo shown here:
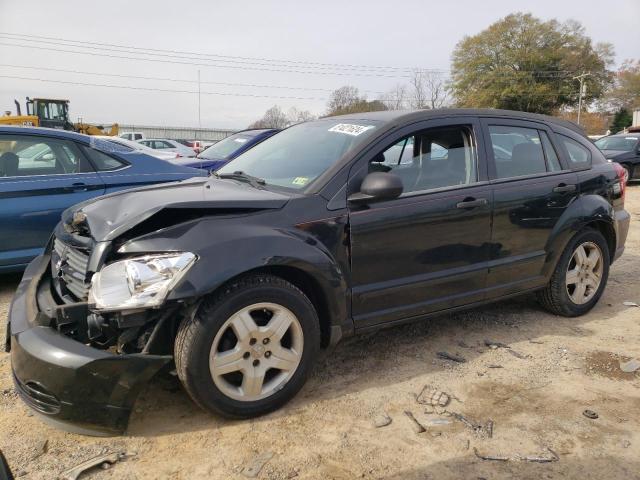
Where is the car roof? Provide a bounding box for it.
[605,132,640,138]
[232,128,280,136]
[328,108,585,135]
[0,125,92,142]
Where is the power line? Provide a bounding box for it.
[0,74,580,99]
[0,41,420,78]
[0,74,327,101]
[0,63,385,94]
[0,31,443,73]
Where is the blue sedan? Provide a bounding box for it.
[0,126,206,272]
[177,128,280,172]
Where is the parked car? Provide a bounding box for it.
[181,129,279,172]
[8,110,629,435]
[119,132,145,141]
[0,126,206,272]
[138,138,197,157]
[594,133,640,182]
[175,139,204,154]
[94,135,182,162]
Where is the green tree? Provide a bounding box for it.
[450,13,614,114]
[326,86,387,116]
[610,108,633,133]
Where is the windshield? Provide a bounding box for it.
[199,133,256,159]
[218,120,379,189]
[595,136,638,151]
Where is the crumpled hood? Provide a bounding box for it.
[62,177,292,241]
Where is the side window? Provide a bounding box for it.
[489,126,547,179]
[134,134,142,140]
[0,135,86,177]
[370,126,477,194]
[80,145,127,171]
[560,135,591,169]
[161,141,174,149]
[380,138,414,166]
[540,131,562,172]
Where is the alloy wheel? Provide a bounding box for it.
[209,302,304,401]
[565,241,604,305]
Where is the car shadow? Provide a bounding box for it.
[127,250,640,438]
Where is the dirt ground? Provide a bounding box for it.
[1,187,639,480]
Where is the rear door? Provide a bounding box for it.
[480,118,579,297]
[0,134,105,268]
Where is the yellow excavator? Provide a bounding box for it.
[0,97,118,136]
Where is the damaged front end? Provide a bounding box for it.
[8,214,197,436]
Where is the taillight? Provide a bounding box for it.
[612,162,626,200]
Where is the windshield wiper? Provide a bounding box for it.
[214,170,266,189]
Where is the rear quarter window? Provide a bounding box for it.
[80,145,127,171]
[559,134,592,169]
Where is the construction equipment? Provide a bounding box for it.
[0,97,118,136]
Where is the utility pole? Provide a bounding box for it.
[197,70,202,139]
[573,72,590,126]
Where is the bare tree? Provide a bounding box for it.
[287,107,316,124]
[327,86,361,115]
[381,84,407,110]
[409,70,449,109]
[248,105,290,129]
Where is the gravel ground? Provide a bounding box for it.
[1,186,639,479]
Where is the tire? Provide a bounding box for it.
[537,229,610,317]
[175,274,320,418]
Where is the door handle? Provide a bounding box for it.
[65,182,88,192]
[553,184,576,193]
[456,197,488,209]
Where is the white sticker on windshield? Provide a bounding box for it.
[234,138,248,143]
[328,124,374,136]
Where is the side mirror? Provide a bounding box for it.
[39,152,54,161]
[348,171,403,203]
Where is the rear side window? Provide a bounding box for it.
[80,145,127,171]
[560,135,591,169]
[489,126,547,178]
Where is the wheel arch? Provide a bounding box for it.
[543,193,616,278]
[223,265,337,348]
[164,229,352,348]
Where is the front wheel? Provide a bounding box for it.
[537,229,610,317]
[175,275,320,418]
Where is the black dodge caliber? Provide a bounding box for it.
[7,109,630,435]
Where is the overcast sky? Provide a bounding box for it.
[0,0,638,130]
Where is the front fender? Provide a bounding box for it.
[542,193,615,279]
[119,219,350,331]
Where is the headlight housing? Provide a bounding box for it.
[88,252,196,311]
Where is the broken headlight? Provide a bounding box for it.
[89,252,196,311]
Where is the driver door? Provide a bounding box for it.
[348,118,493,329]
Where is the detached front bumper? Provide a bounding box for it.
[8,255,172,436]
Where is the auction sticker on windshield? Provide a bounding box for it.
[328,124,375,136]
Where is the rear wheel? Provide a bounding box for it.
[175,275,320,418]
[537,229,610,317]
